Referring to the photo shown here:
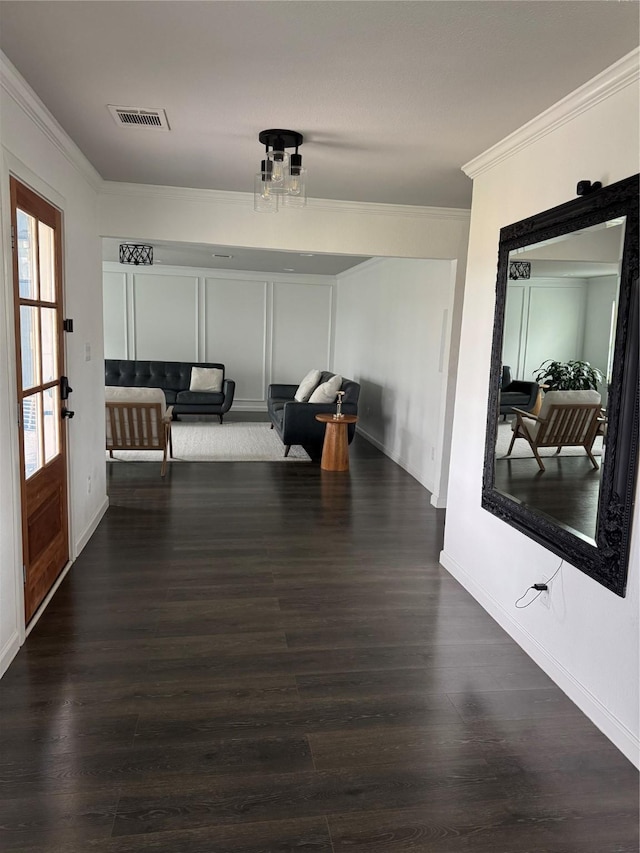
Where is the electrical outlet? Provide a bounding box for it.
[87,475,92,494]
[539,586,551,609]
[85,342,91,362]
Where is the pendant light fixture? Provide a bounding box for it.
[509,260,531,280]
[119,243,153,265]
[254,129,307,212]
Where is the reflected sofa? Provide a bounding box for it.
[500,366,538,418]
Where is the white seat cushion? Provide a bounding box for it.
[105,385,166,405]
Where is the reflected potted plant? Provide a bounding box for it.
[533,359,604,391]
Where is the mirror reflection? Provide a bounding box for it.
[493,218,626,543]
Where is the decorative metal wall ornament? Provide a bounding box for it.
[508,260,531,280]
[119,243,153,265]
[254,129,307,212]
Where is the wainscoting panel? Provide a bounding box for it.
[523,283,586,380]
[204,278,268,401]
[502,279,588,381]
[102,271,128,359]
[103,265,336,409]
[132,274,199,361]
[502,284,526,379]
[272,282,333,384]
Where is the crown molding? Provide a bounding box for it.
[99,181,470,222]
[0,52,103,192]
[463,48,640,180]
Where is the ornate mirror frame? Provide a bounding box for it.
[483,174,639,596]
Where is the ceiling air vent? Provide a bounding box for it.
[108,105,170,131]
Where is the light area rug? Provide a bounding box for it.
[494,420,603,460]
[106,421,311,463]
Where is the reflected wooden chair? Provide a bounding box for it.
[507,389,603,473]
[105,387,173,476]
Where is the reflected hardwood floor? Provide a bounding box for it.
[494,454,602,540]
[1,430,637,852]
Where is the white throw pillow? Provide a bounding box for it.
[309,374,343,404]
[294,369,322,402]
[190,366,223,393]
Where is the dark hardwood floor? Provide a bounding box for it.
[1,430,637,852]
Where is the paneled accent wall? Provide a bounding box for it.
[503,279,588,381]
[272,282,334,384]
[103,264,336,409]
[204,278,268,402]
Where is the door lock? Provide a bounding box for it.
[60,375,73,400]
[61,407,75,419]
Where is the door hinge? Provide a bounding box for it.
[11,225,15,251]
[22,565,26,584]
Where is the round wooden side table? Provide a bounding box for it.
[315,414,359,471]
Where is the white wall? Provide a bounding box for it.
[0,55,108,676]
[98,184,470,264]
[334,258,455,501]
[103,263,337,407]
[442,53,639,764]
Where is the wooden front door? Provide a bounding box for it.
[10,178,70,623]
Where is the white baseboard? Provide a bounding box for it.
[0,630,20,679]
[430,493,447,509]
[356,425,434,494]
[439,549,639,768]
[74,496,109,558]
[230,403,268,412]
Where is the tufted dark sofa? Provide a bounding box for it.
[267,371,360,460]
[105,359,235,423]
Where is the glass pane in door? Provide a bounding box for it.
[20,305,41,390]
[23,393,43,479]
[17,209,38,300]
[43,385,60,463]
[40,307,58,383]
[38,222,56,302]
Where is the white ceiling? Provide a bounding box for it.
[102,238,370,275]
[1,1,637,273]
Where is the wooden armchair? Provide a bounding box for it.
[507,389,602,472]
[105,387,173,476]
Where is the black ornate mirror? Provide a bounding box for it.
[483,174,639,596]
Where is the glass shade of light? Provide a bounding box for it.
[266,149,290,190]
[283,168,307,207]
[254,172,279,212]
